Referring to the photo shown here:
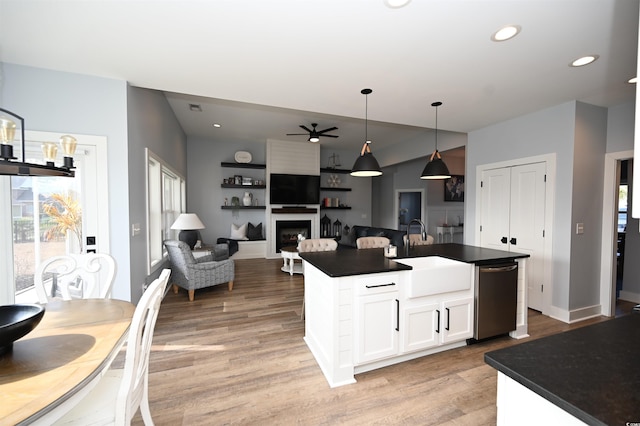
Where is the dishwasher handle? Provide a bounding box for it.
[479,264,517,273]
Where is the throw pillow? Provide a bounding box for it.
[247,222,263,240]
[230,223,248,240]
[341,226,358,247]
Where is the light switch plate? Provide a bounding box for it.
[576,223,584,234]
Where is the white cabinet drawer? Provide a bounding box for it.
[354,273,401,296]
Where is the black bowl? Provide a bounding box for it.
[0,304,45,355]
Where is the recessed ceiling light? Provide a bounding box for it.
[384,0,411,9]
[189,104,202,112]
[570,55,599,67]
[213,123,221,128]
[491,25,521,42]
[628,77,637,84]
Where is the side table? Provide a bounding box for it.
[280,246,303,275]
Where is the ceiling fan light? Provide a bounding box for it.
[421,154,451,180]
[309,136,320,143]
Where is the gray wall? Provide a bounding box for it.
[467,101,578,311]
[569,102,607,310]
[1,63,132,301]
[187,142,373,242]
[373,151,465,236]
[127,86,187,302]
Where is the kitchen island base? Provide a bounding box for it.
[303,260,475,387]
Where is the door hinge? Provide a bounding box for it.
[480,225,483,232]
[543,229,545,237]
[541,284,544,292]
[544,174,547,182]
[480,181,484,188]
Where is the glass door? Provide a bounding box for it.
[0,131,109,304]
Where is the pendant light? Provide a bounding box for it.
[351,88,382,177]
[420,101,451,180]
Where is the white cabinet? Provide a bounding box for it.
[440,297,473,343]
[353,273,400,365]
[402,302,439,352]
[401,296,473,353]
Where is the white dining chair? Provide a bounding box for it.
[54,268,171,426]
[34,253,117,303]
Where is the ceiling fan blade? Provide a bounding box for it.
[300,125,313,133]
[286,133,309,136]
[317,126,338,134]
[322,134,339,138]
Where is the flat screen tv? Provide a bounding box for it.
[270,173,320,205]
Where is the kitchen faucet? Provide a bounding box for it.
[406,218,426,252]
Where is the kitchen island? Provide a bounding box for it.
[299,243,529,387]
[484,313,640,425]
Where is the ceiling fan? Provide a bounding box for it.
[287,123,338,143]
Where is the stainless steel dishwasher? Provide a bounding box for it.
[474,262,518,340]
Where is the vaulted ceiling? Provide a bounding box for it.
[1,0,637,152]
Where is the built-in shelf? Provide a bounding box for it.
[320,187,351,192]
[221,184,266,189]
[320,167,351,174]
[221,162,266,169]
[320,206,352,210]
[221,206,266,210]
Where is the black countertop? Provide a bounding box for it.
[485,313,640,425]
[299,243,528,277]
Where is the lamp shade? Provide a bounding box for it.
[351,152,382,177]
[420,155,451,180]
[171,213,205,249]
[171,213,205,230]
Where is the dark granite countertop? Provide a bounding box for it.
[299,243,528,277]
[485,313,640,425]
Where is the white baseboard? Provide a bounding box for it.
[547,303,603,324]
[231,240,266,259]
[619,290,640,304]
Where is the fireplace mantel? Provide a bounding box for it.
[272,207,318,214]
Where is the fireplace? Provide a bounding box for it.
[275,220,311,252]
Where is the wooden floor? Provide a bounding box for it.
[131,258,633,425]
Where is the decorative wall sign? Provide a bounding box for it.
[444,175,464,202]
[234,151,252,163]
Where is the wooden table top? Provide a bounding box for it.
[0,298,135,425]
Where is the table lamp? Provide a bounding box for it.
[171,213,205,249]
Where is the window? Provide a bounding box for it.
[146,149,185,274]
[618,184,628,233]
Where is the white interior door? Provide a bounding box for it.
[480,167,511,251]
[510,163,546,311]
[480,162,546,311]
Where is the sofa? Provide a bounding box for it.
[338,225,407,249]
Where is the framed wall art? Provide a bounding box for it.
[444,175,464,202]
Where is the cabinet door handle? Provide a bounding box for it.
[436,309,440,333]
[510,237,517,245]
[365,282,396,288]
[501,237,508,244]
[445,307,450,331]
[395,299,400,332]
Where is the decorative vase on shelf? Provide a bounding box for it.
[243,191,253,206]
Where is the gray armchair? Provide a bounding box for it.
[164,240,235,301]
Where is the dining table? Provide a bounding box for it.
[0,298,135,425]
